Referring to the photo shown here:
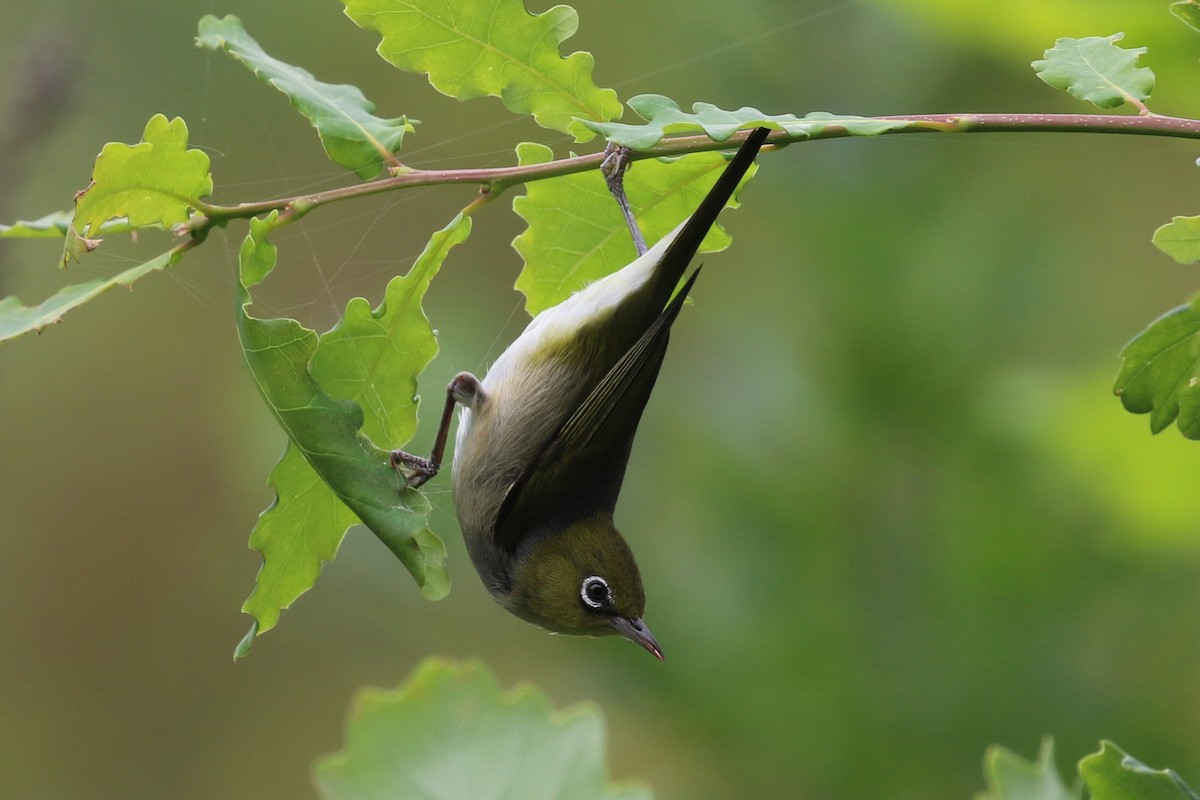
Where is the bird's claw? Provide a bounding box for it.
[600,141,632,182]
[600,142,647,256]
[389,449,438,489]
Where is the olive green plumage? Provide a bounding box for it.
[433,128,769,658]
[505,515,645,636]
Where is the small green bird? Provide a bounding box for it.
[394,127,770,658]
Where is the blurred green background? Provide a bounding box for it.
[3,1,1200,798]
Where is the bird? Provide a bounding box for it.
[393,127,771,659]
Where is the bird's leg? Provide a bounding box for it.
[390,371,483,489]
[601,142,648,256]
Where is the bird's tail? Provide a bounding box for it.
[643,126,771,310]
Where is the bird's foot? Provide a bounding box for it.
[390,450,439,489]
[601,142,648,256]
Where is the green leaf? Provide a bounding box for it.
[1152,215,1200,264]
[197,15,414,180]
[312,213,471,445]
[1,213,135,242]
[1113,297,1200,438]
[314,658,652,800]
[1080,741,1200,800]
[1171,1,1200,35]
[580,95,908,149]
[977,739,1080,800]
[237,215,279,289]
[236,213,466,651]
[239,443,361,644]
[340,0,621,142]
[1032,34,1154,110]
[512,142,755,314]
[0,211,73,238]
[71,114,212,238]
[0,249,177,343]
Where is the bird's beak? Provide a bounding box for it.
[611,616,664,660]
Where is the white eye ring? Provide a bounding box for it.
[580,575,611,610]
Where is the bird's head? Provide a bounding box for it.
[504,516,662,659]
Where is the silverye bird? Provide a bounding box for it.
[393,127,771,659]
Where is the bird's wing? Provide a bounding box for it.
[492,270,701,553]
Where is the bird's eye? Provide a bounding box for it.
[580,575,612,610]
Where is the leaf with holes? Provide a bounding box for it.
[197,15,414,179]
[341,0,621,141]
[1032,34,1154,109]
